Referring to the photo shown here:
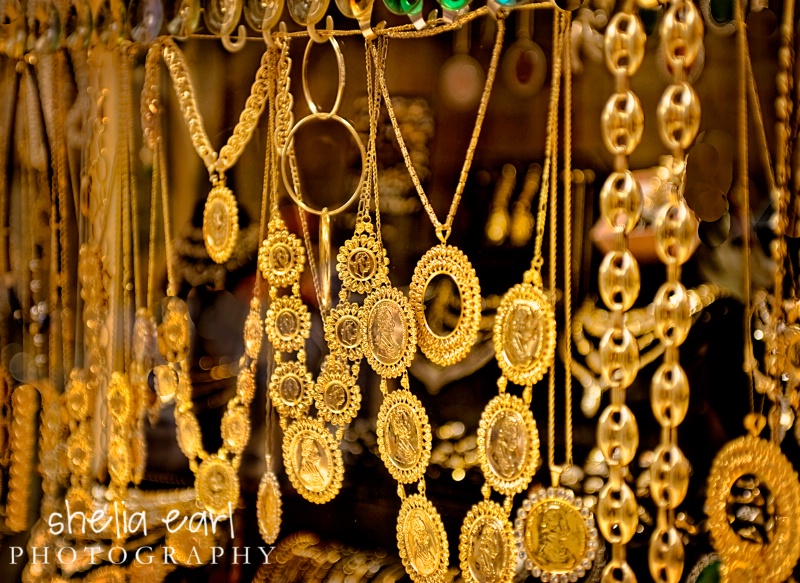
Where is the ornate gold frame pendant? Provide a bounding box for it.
[397,493,450,583]
[493,282,556,387]
[257,469,282,545]
[259,219,306,289]
[196,456,240,516]
[314,358,362,427]
[376,389,433,484]
[325,300,364,362]
[282,417,344,504]
[514,487,599,582]
[408,243,482,367]
[336,223,389,295]
[203,180,239,264]
[459,500,516,583]
[158,297,191,363]
[360,286,417,378]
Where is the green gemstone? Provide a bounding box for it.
[492,0,527,6]
[382,0,422,15]
[696,561,721,583]
[438,0,470,10]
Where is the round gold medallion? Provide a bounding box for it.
[361,287,417,378]
[376,390,432,483]
[269,361,313,420]
[515,487,599,581]
[314,361,361,427]
[397,494,449,583]
[158,297,191,363]
[257,470,282,544]
[258,223,306,288]
[459,500,515,583]
[107,372,132,425]
[493,283,556,387]
[176,410,202,459]
[203,183,239,264]
[706,435,800,582]
[336,231,389,294]
[166,527,217,566]
[153,364,178,402]
[243,300,263,359]
[283,418,343,504]
[221,404,251,455]
[408,244,482,366]
[477,393,540,496]
[265,295,311,353]
[236,367,256,405]
[196,456,240,516]
[324,301,363,362]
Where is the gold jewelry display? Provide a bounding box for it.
[160,38,271,264]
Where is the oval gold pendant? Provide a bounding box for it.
[408,244,482,367]
[196,456,240,516]
[257,470,282,544]
[314,360,361,427]
[221,404,251,455]
[706,435,800,582]
[361,286,417,378]
[203,184,239,264]
[158,297,191,363]
[324,301,363,362]
[283,418,344,504]
[477,393,540,496]
[515,487,599,581]
[243,300,263,359]
[264,295,311,353]
[268,361,314,420]
[336,231,389,295]
[376,390,432,483]
[397,494,449,583]
[493,283,556,387]
[459,500,516,583]
[166,527,217,566]
[258,225,306,288]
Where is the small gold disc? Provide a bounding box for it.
[158,297,191,363]
[361,286,417,378]
[408,243,482,366]
[153,364,178,402]
[376,390,432,484]
[236,367,256,405]
[477,393,540,496]
[165,527,216,566]
[269,361,313,420]
[459,500,516,583]
[314,360,361,427]
[257,470,283,544]
[196,456,240,516]
[176,409,203,460]
[514,487,599,580]
[706,435,800,582]
[397,494,449,583]
[493,283,556,387]
[324,301,363,362]
[336,231,389,294]
[243,300,263,359]
[203,184,239,264]
[265,295,311,353]
[221,404,251,455]
[283,418,343,504]
[258,222,306,288]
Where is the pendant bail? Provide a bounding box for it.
[435,225,451,244]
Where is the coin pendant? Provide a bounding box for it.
[336,231,389,294]
[324,301,363,362]
[265,295,311,353]
[221,404,251,455]
[459,500,515,583]
[166,527,216,566]
[282,418,343,504]
[243,300,263,359]
[409,243,482,366]
[493,283,556,387]
[361,286,417,378]
[376,390,432,484]
[515,487,599,580]
[477,393,540,496]
[196,457,239,516]
[158,297,191,363]
[269,361,313,420]
[397,494,449,583]
[257,470,283,544]
[203,183,239,264]
[314,361,361,427]
[258,223,306,288]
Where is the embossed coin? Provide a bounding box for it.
[493,283,556,387]
[203,184,239,264]
[257,470,282,544]
[314,362,361,427]
[265,296,311,353]
[477,393,540,495]
[196,457,239,516]
[158,297,190,363]
[221,404,251,454]
[243,300,263,359]
[515,487,599,580]
[269,361,313,420]
[397,494,449,583]
[376,390,432,483]
[325,301,363,361]
[258,224,305,288]
[459,500,515,583]
[336,232,389,294]
[283,418,343,504]
[166,527,216,566]
[361,287,417,378]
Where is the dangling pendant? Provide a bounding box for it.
[459,500,516,583]
[196,456,240,516]
[257,469,282,544]
[397,493,450,583]
[282,418,344,504]
[203,181,239,264]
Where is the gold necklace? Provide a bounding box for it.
[160,38,271,264]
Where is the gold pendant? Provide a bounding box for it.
[236,367,256,405]
[336,229,389,295]
[324,300,364,362]
[166,527,217,566]
[153,364,178,402]
[459,500,515,583]
[397,493,449,583]
[107,372,133,426]
[706,435,800,582]
[196,456,240,516]
[265,295,312,353]
[107,435,133,487]
[158,297,191,363]
[176,408,203,460]
[493,283,556,387]
[314,360,362,427]
[203,183,239,264]
[283,417,344,504]
[409,243,482,366]
[221,403,251,455]
[477,393,540,496]
[269,361,314,421]
[361,286,417,378]
[243,299,263,359]
[376,390,433,484]
[259,222,306,288]
[515,487,599,581]
[66,369,90,421]
[257,470,283,544]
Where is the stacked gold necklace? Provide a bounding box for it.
[595,3,647,580]
[647,2,703,582]
[160,38,271,264]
